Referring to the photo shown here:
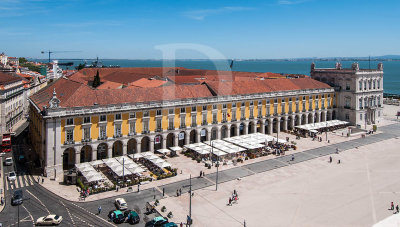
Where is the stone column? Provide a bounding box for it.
[217,127,221,139]
[174,133,179,146]
[309,113,314,124]
[123,144,127,156]
[297,115,301,126]
[150,137,155,152]
[75,151,81,164]
[185,131,190,145]
[226,125,231,138]
[291,116,295,129]
[244,122,248,135]
[196,129,201,143]
[236,124,240,136]
[107,147,112,158]
[268,118,273,135]
[260,121,265,134]
[283,116,288,131]
[276,117,281,133]
[162,138,167,149]
[92,149,97,161]
[137,142,141,153]
[207,130,211,141]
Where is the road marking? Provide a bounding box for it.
[60,200,76,226]
[21,204,34,225]
[70,202,117,227]
[5,177,8,190]
[15,176,21,188]
[26,189,50,214]
[72,214,95,227]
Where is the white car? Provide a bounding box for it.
[8,171,16,181]
[36,214,63,226]
[115,198,128,210]
[4,157,13,166]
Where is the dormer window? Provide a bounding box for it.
[115,113,122,120]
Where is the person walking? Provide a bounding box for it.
[98,206,102,215]
[37,176,40,183]
[396,205,399,214]
[228,197,232,206]
[179,188,182,196]
[338,159,341,164]
[391,202,394,210]
[336,148,339,154]
[176,189,179,197]
[291,154,294,161]
[329,156,332,163]
[41,177,44,184]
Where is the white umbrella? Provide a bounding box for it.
[157,162,171,168]
[147,154,159,160]
[141,151,154,157]
[79,166,93,172]
[89,160,104,166]
[169,146,182,152]
[75,162,91,169]
[152,158,165,164]
[129,166,145,174]
[212,150,227,156]
[157,149,170,154]
[132,153,143,159]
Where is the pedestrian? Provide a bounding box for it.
[396,205,399,214]
[179,188,182,196]
[228,197,232,206]
[110,212,114,221]
[41,177,44,184]
[0,197,3,206]
[338,159,341,164]
[199,171,202,178]
[180,222,183,227]
[176,189,179,197]
[37,176,40,183]
[291,154,294,161]
[391,202,394,210]
[98,206,102,215]
[329,156,332,163]
[336,148,339,154]
[234,189,237,197]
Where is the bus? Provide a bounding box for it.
[2,133,12,153]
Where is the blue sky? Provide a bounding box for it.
[0,0,399,59]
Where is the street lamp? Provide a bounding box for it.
[183,175,193,226]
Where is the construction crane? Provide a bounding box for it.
[41,50,82,62]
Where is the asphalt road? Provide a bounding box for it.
[0,123,398,226]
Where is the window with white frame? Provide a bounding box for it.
[180,116,186,127]
[202,105,207,111]
[115,113,122,120]
[232,102,237,108]
[83,116,90,124]
[100,115,107,122]
[129,112,136,119]
[169,109,174,114]
[364,81,367,90]
[66,118,74,125]
[258,107,262,117]
[213,113,217,122]
[100,126,107,138]
[223,112,227,121]
[192,106,196,112]
[223,103,227,109]
[212,104,217,110]
[156,119,162,130]
[378,96,381,106]
[169,118,174,129]
[373,80,376,89]
[192,115,196,125]
[232,111,236,120]
[129,122,136,134]
[359,98,363,109]
[143,120,149,132]
[83,127,90,140]
[181,107,186,113]
[202,113,207,124]
[143,111,149,117]
[360,114,363,120]
[241,102,245,107]
[115,124,121,136]
[66,129,74,142]
[241,109,245,119]
[273,105,277,114]
[156,110,162,116]
[250,108,254,117]
[364,98,368,107]
[377,79,381,89]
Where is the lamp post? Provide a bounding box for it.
[183,175,193,226]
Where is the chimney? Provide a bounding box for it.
[351,62,359,71]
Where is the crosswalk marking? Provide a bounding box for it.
[5,173,35,190]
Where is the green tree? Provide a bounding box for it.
[19,57,28,64]
[92,70,101,88]
[75,63,85,70]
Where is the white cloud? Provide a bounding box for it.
[183,6,254,20]
[277,0,310,5]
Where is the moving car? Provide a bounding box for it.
[108,210,125,224]
[11,190,23,206]
[8,171,16,181]
[124,210,140,224]
[36,214,63,226]
[145,216,168,227]
[115,198,128,210]
[4,157,13,166]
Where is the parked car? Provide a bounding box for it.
[8,171,16,181]
[36,214,63,226]
[11,190,23,206]
[4,157,13,166]
[162,223,178,227]
[108,210,125,224]
[124,210,140,224]
[115,198,128,210]
[145,216,168,227]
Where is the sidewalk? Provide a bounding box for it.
[0,154,5,212]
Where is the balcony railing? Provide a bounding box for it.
[142,130,150,134]
[81,138,92,143]
[191,123,197,127]
[257,115,263,119]
[168,126,174,130]
[202,121,208,126]
[222,119,227,123]
[231,119,237,122]
[113,133,122,138]
[212,120,218,124]
[249,116,254,119]
[155,128,162,132]
[240,117,246,120]
[64,140,75,145]
[128,132,136,136]
[180,125,186,129]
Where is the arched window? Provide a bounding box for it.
[359,98,363,109]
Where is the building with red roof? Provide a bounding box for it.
[28,67,336,180]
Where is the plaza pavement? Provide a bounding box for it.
[159,123,400,226]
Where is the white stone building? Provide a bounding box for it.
[310,62,383,127]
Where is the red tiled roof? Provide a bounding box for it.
[205,78,331,96]
[30,78,213,109]
[0,72,24,85]
[129,78,168,88]
[97,81,123,90]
